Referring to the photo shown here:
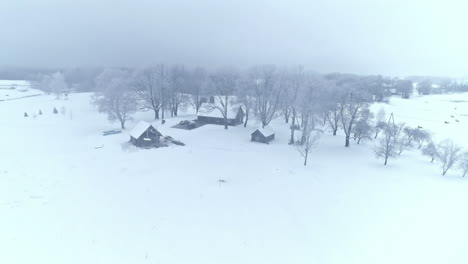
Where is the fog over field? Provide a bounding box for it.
[2,0,468,76]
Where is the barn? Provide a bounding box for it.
[251,126,275,144]
[129,121,163,147]
[197,102,245,126]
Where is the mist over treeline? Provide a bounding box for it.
[0,65,467,94]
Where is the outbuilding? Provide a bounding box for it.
[251,126,275,144]
[129,121,163,147]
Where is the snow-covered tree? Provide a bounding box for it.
[353,118,373,144]
[374,114,399,165]
[422,142,438,163]
[437,140,462,176]
[339,85,371,147]
[93,69,137,129]
[373,108,386,138]
[41,72,69,99]
[413,129,431,149]
[396,126,419,155]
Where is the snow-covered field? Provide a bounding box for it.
[1,93,467,264]
[0,80,43,101]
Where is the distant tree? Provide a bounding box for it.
[209,67,239,130]
[93,69,137,129]
[459,153,468,177]
[24,112,28,117]
[417,80,432,95]
[437,140,462,176]
[38,109,42,115]
[395,80,413,99]
[53,107,58,114]
[362,75,387,102]
[422,141,438,163]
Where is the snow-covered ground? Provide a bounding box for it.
[1,93,467,264]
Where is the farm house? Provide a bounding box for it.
[197,101,245,126]
[129,121,163,147]
[251,126,275,144]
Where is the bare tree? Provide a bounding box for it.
[209,67,239,130]
[236,74,256,127]
[93,69,137,129]
[133,66,164,120]
[437,140,462,176]
[422,142,438,163]
[250,65,282,128]
[282,66,304,144]
[296,113,322,166]
[188,67,207,114]
[168,65,190,117]
[459,153,468,177]
[323,84,342,136]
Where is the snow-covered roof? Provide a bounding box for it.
[252,125,275,137]
[130,121,157,139]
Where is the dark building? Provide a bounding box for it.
[129,121,163,147]
[197,104,245,126]
[251,126,275,144]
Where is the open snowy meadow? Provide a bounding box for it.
[1,91,468,264]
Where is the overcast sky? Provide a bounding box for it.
[1,0,467,77]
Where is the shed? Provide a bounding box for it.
[129,121,163,147]
[251,126,275,143]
